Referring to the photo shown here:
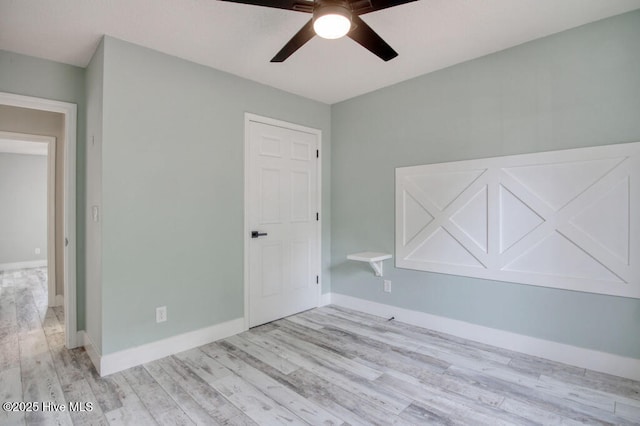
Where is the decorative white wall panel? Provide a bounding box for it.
[395,142,640,298]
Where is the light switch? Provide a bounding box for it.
[92,205,100,222]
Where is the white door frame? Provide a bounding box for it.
[0,132,56,305]
[243,113,322,329]
[0,92,78,348]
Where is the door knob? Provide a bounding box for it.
[251,231,268,238]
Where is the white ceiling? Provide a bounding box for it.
[1,0,639,104]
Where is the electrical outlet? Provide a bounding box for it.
[384,280,392,293]
[156,306,167,323]
[35,248,41,255]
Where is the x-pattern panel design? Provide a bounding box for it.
[499,157,631,283]
[396,142,640,299]
[400,169,489,268]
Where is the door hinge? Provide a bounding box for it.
[316,149,319,158]
[316,275,319,284]
[316,212,319,221]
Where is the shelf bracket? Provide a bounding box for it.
[368,260,384,277]
[347,252,393,277]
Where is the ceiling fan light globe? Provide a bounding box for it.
[313,6,351,39]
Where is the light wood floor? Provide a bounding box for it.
[1,267,639,425]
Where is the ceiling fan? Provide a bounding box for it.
[219,0,418,62]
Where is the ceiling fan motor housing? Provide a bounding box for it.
[314,0,353,16]
[313,0,353,39]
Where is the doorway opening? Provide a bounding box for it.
[0,132,56,303]
[0,92,78,348]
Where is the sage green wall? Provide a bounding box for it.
[0,153,47,265]
[99,37,331,354]
[331,11,640,358]
[0,50,87,330]
[85,39,105,354]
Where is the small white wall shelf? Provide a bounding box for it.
[347,252,393,277]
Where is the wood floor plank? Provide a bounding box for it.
[322,305,514,366]
[304,310,423,352]
[155,356,257,425]
[325,305,523,361]
[508,352,586,377]
[583,369,640,400]
[376,372,533,426]
[0,289,17,329]
[210,374,307,425]
[173,347,233,385]
[275,319,356,358]
[445,364,636,425]
[14,288,41,333]
[218,340,377,425]
[19,328,73,425]
[103,401,156,426]
[62,379,109,426]
[46,330,66,348]
[101,372,157,426]
[314,313,509,380]
[232,334,407,425]
[0,366,25,426]
[540,373,639,411]
[499,397,587,426]
[466,362,622,414]
[283,313,325,330]
[74,350,123,414]
[374,365,505,408]
[397,401,452,425]
[615,401,640,422]
[53,306,66,325]
[267,327,383,380]
[286,367,412,426]
[242,328,413,415]
[224,334,300,375]
[276,318,450,379]
[212,341,373,426]
[42,307,65,336]
[122,365,195,425]
[201,343,345,426]
[0,325,20,370]
[144,360,222,425]
[49,344,85,387]
[311,308,520,382]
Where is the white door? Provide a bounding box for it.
[247,118,320,327]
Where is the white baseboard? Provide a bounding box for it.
[54,294,64,307]
[329,293,640,381]
[82,318,246,377]
[0,260,47,271]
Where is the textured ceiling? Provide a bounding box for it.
[1,0,639,104]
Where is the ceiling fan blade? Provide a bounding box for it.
[350,0,418,15]
[271,19,316,62]
[347,15,398,61]
[218,0,313,13]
